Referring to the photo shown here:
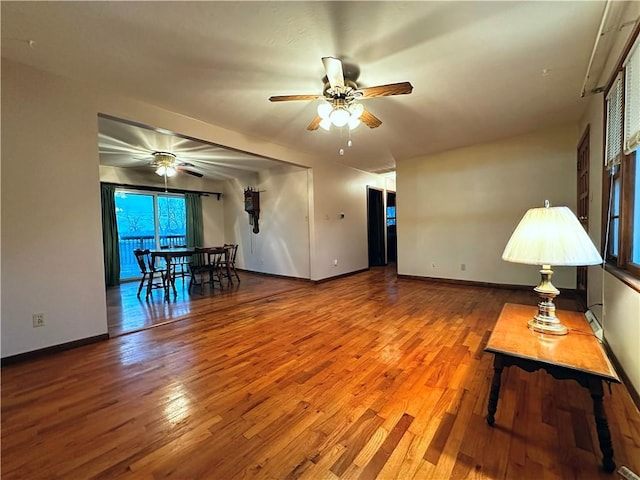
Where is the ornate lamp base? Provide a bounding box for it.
[528,315,568,335]
[529,265,568,336]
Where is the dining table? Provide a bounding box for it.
[149,246,228,301]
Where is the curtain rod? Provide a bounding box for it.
[101,182,222,200]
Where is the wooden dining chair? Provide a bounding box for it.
[133,249,167,299]
[207,249,226,292]
[189,248,226,295]
[188,248,215,295]
[219,244,240,284]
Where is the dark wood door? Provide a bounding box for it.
[576,126,590,310]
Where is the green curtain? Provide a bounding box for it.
[185,193,204,247]
[100,183,121,286]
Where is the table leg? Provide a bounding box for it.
[168,259,177,296]
[164,272,171,302]
[146,271,153,300]
[486,355,504,426]
[588,378,616,473]
[158,256,176,302]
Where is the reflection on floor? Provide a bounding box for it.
[107,271,309,337]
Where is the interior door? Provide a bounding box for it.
[576,126,590,310]
[367,187,386,267]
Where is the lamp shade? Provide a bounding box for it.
[502,205,603,266]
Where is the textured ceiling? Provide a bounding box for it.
[97,115,298,180]
[1,1,623,179]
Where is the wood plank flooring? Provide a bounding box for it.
[3,267,640,479]
[107,271,308,336]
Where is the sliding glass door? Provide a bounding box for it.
[115,190,186,280]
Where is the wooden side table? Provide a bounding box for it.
[485,303,621,473]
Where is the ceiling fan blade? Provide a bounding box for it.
[359,82,413,98]
[179,168,204,178]
[360,109,382,128]
[175,162,204,177]
[269,94,320,102]
[307,116,322,131]
[322,57,345,90]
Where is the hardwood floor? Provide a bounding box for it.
[107,271,309,336]
[3,267,639,479]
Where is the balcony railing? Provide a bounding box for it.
[119,234,187,280]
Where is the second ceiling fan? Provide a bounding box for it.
[269,57,413,131]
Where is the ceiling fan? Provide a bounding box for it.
[269,57,413,131]
[148,151,203,178]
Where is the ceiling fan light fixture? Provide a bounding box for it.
[153,151,178,178]
[317,102,333,119]
[348,115,361,130]
[319,117,332,131]
[330,108,350,127]
[348,103,364,118]
[155,165,173,177]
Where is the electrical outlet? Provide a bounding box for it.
[334,259,338,266]
[461,263,466,271]
[32,313,45,328]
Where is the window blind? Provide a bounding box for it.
[605,73,624,170]
[624,36,640,155]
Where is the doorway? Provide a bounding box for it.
[386,191,397,263]
[367,187,386,267]
[576,126,590,310]
[114,189,187,282]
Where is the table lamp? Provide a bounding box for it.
[502,200,603,335]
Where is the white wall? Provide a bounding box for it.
[577,96,605,317]
[2,60,108,355]
[577,0,640,395]
[221,159,387,282]
[223,166,311,278]
[397,124,578,287]
[202,195,225,247]
[603,272,640,390]
[310,163,389,280]
[1,59,384,357]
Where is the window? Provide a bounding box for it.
[386,205,396,226]
[115,190,186,280]
[603,27,640,281]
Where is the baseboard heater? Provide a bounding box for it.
[585,309,603,341]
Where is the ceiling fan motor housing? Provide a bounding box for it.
[152,152,177,164]
[323,79,358,99]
